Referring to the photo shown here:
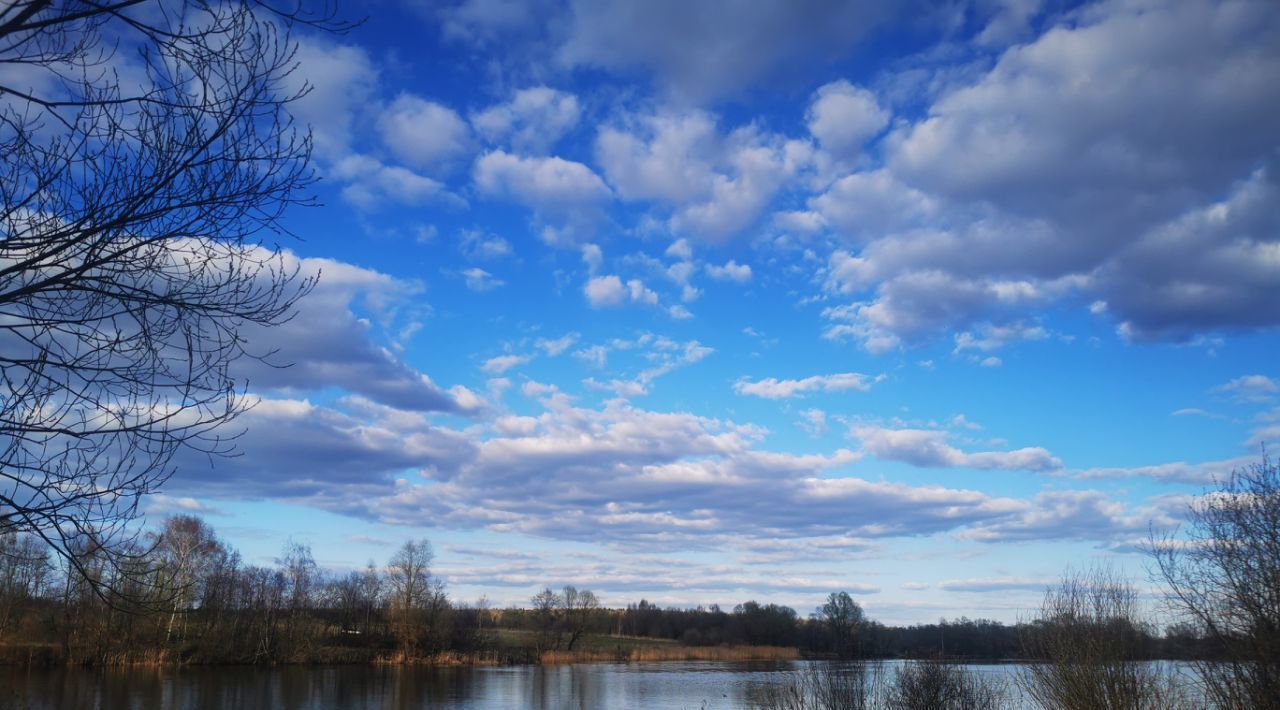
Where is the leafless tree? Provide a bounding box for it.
[359,560,381,636]
[385,538,440,660]
[0,0,347,592]
[473,594,491,631]
[277,538,318,655]
[1019,566,1184,710]
[328,569,363,633]
[150,514,223,643]
[278,539,317,613]
[562,585,598,651]
[1151,454,1280,709]
[819,591,865,659]
[242,563,285,662]
[0,529,50,634]
[531,586,562,654]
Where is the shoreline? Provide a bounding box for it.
[0,641,800,669]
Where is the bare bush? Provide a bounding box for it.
[1020,566,1185,710]
[886,660,1007,709]
[758,662,886,710]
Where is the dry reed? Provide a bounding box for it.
[374,650,503,666]
[539,644,799,664]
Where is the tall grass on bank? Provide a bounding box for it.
[374,650,503,666]
[540,644,798,664]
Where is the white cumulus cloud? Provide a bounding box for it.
[735,373,878,399]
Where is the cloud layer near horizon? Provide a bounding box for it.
[138,0,1280,620]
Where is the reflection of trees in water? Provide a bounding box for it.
[525,664,604,710]
[1,661,1206,708]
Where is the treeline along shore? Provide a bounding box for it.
[0,454,1276,709]
[0,514,1234,669]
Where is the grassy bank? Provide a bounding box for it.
[0,634,801,668]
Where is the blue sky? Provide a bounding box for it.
[151,0,1280,624]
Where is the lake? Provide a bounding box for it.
[0,660,1193,709]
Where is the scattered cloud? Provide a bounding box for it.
[377,94,471,171]
[474,151,612,209]
[583,338,713,398]
[813,0,1280,348]
[939,577,1049,593]
[461,267,505,292]
[1077,456,1255,485]
[1215,374,1279,402]
[481,354,532,374]
[290,39,378,159]
[347,399,1040,546]
[459,230,514,260]
[960,490,1176,543]
[806,80,889,160]
[473,86,581,154]
[473,150,611,243]
[665,238,694,261]
[735,373,879,399]
[573,345,609,368]
[146,495,227,518]
[331,155,457,210]
[583,275,662,309]
[798,409,828,437]
[536,333,580,356]
[559,0,894,101]
[234,255,468,414]
[851,425,1061,472]
[170,395,478,501]
[596,111,803,241]
[706,260,752,283]
[954,323,1049,353]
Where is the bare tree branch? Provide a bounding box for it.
[0,0,342,604]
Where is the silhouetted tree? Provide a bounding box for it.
[562,585,599,651]
[0,530,50,635]
[733,600,800,647]
[531,587,563,653]
[819,591,865,658]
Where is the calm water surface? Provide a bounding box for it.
[1,660,798,709]
[0,660,1189,709]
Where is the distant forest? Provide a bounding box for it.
[0,513,1221,667]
